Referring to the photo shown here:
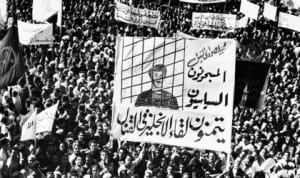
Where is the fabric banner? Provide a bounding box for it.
[113,37,236,153]
[234,61,270,110]
[0,27,25,89]
[235,16,248,28]
[192,13,236,31]
[278,12,300,32]
[282,0,300,9]
[115,1,160,28]
[32,0,62,26]
[0,0,7,29]
[20,111,37,141]
[263,3,277,21]
[240,0,259,20]
[180,0,225,3]
[36,102,58,133]
[18,21,54,45]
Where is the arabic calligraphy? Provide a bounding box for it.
[115,1,160,28]
[193,13,236,31]
[186,90,228,109]
[117,107,226,143]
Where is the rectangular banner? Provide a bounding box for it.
[240,0,259,20]
[113,37,236,153]
[263,3,277,21]
[0,0,7,29]
[234,61,270,110]
[32,0,62,26]
[115,1,160,28]
[279,12,300,32]
[192,13,236,31]
[180,0,226,3]
[18,21,54,45]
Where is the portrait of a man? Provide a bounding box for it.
[135,64,179,110]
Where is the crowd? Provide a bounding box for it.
[0,0,299,177]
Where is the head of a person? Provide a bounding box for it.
[149,64,167,89]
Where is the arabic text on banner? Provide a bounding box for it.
[20,111,37,141]
[115,1,160,29]
[192,13,236,31]
[36,102,58,133]
[18,21,54,45]
[278,12,300,32]
[32,0,62,26]
[113,37,236,153]
[180,0,225,4]
[240,0,259,20]
[263,3,277,21]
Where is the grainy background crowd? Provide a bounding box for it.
[0,0,300,177]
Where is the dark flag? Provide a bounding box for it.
[0,26,25,88]
[234,61,271,110]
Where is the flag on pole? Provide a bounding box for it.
[240,0,260,20]
[36,102,59,133]
[0,26,25,89]
[32,0,62,27]
[20,110,37,141]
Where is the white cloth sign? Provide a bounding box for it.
[32,0,62,26]
[235,16,248,28]
[240,0,259,20]
[278,12,300,32]
[36,102,58,133]
[0,0,6,29]
[113,37,236,153]
[20,111,37,141]
[180,0,225,3]
[115,1,160,28]
[263,3,277,21]
[192,13,236,31]
[18,21,54,45]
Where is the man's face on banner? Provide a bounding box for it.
[152,70,164,89]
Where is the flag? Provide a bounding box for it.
[18,20,54,45]
[20,110,37,141]
[32,0,62,27]
[0,26,25,89]
[240,0,260,20]
[36,102,59,133]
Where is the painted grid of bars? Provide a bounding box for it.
[120,37,186,109]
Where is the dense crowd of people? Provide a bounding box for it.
[0,0,300,177]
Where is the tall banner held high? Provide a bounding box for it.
[0,0,7,29]
[192,13,236,31]
[18,21,54,45]
[263,3,277,21]
[20,111,37,141]
[36,102,59,133]
[0,27,25,89]
[278,12,300,32]
[113,37,236,153]
[180,0,225,3]
[32,0,62,27]
[115,1,160,28]
[240,0,259,20]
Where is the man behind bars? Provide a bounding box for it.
[135,64,179,110]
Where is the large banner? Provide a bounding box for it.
[32,0,62,26]
[115,1,160,28]
[180,0,225,3]
[240,0,259,20]
[113,37,236,153]
[192,13,236,31]
[18,21,54,45]
[278,12,300,32]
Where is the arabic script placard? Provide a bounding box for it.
[113,37,236,153]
